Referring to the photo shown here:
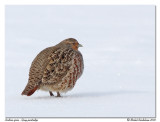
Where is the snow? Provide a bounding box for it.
[5,5,155,117]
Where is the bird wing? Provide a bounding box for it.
[42,48,75,85]
[21,46,56,96]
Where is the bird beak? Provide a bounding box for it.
[78,43,83,47]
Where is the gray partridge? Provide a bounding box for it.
[21,38,84,97]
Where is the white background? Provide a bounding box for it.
[0,0,160,121]
[5,5,155,117]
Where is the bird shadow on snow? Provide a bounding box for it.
[70,90,149,98]
[25,90,150,100]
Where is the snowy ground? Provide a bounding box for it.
[5,5,155,117]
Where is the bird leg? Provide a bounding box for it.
[49,91,54,96]
[57,92,61,97]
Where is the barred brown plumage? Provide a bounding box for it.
[21,38,84,97]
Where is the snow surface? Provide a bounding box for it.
[5,5,155,117]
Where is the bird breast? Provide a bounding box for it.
[40,48,84,92]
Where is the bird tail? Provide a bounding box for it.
[21,83,38,96]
